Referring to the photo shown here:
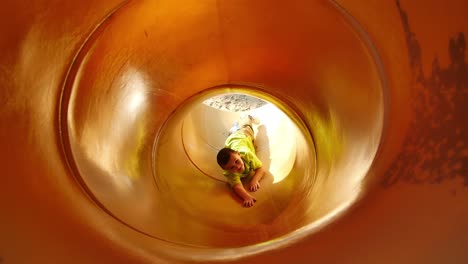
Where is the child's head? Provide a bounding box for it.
[217,148,245,173]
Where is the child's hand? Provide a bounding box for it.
[243,195,257,207]
[249,181,261,192]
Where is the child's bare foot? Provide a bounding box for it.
[248,115,260,125]
[249,181,260,192]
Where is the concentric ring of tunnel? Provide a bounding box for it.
[58,0,386,256]
[152,88,317,247]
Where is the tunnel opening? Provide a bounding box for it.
[183,91,302,184]
[202,93,268,112]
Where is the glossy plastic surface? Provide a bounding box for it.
[0,0,467,263]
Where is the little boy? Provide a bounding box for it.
[216,115,265,207]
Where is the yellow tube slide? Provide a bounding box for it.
[0,0,467,263]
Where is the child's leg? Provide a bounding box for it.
[229,121,239,135]
[238,114,255,139]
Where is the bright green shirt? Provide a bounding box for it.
[223,130,263,187]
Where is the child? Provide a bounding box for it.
[216,115,265,207]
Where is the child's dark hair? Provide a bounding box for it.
[217,148,236,168]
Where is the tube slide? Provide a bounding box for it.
[0,0,467,263]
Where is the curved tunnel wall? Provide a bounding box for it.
[0,0,467,263]
[59,0,384,250]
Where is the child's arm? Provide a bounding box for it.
[233,183,257,207]
[248,166,265,192]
